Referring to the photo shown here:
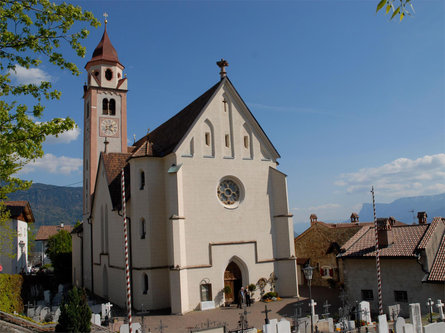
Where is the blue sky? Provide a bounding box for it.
[11,0,445,232]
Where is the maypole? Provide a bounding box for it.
[121,168,133,332]
[371,186,383,315]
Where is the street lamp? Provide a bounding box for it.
[303,265,314,333]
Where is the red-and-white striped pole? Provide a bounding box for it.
[121,168,132,333]
[371,186,383,315]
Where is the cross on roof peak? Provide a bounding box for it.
[103,12,108,26]
[216,58,229,79]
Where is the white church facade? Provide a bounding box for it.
[72,24,298,314]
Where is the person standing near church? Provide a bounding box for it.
[245,286,251,307]
[238,287,245,308]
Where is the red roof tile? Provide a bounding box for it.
[340,224,428,257]
[418,217,445,249]
[102,153,131,210]
[428,235,445,282]
[35,225,73,241]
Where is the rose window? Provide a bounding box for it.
[217,179,240,206]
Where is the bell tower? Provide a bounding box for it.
[83,19,128,215]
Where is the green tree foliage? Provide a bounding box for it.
[0,0,98,250]
[376,0,415,21]
[0,274,24,313]
[46,229,72,282]
[56,287,91,332]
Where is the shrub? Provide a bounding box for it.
[0,274,24,313]
[56,287,91,332]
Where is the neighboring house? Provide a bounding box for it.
[338,213,445,316]
[72,25,298,314]
[0,201,35,274]
[35,223,73,265]
[295,213,377,287]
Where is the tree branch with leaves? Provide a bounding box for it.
[0,0,98,253]
[376,0,415,21]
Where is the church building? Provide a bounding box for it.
[72,23,298,314]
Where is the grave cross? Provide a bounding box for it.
[426,298,434,323]
[322,300,331,319]
[354,301,364,333]
[155,319,167,333]
[436,299,445,321]
[293,303,303,333]
[238,308,250,332]
[262,304,272,324]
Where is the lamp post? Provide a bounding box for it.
[303,265,314,333]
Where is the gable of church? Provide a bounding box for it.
[175,77,280,161]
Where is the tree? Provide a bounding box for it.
[376,0,415,21]
[0,0,99,249]
[56,286,91,332]
[46,229,72,282]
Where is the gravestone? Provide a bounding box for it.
[348,320,355,330]
[54,308,61,323]
[409,303,422,333]
[200,301,216,311]
[388,304,401,321]
[423,322,445,333]
[263,322,277,333]
[35,305,42,317]
[90,304,101,314]
[93,313,101,326]
[394,317,405,333]
[119,322,142,333]
[436,299,444,321]
[316,318,334,332]
[39,307,49,322]
[245,329,257,333]
[44,290,50,304]
[378,314,388,333]
[101,302,113,320]
[402,323,414,333]
[359,301,372,324]
[58,284,64,294]
[276,318,291,333]
[27,307,35,318]
[270,318,278,326]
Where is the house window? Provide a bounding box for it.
[361,289,374,301]
[205,132,210,146]
[200,283,212,302]
[225,134,230,148]
[140,218,146,239]
[102,99,109,115]
[320,266,334,279]
[143,274,149,294]
[109,99,116,115]
[394,290,408,303]
[140,171,145,190]
[243,136,248,149]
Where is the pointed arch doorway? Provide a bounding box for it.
[224,261,242,305]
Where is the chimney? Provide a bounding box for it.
[310,214,318,225]
[60,222,64,228]
[350,212,359,223]
[417,211,427,225]
[377,217,395,248]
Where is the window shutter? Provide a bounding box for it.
[329,268,334,277]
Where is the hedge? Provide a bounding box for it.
[0,274,24,313]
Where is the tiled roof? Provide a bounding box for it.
[35,225,73,241]
[340,225,372,251]
[102,153,131,210]
[88,27,120,65]
[428,235,445,282]
[418,217,444,249]
[3,201,34,223]
[340,224,428,257]
[133,80,221,158]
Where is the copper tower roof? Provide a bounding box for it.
[87,26,121,65]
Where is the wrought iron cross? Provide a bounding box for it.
[322,300,331,319]
[155,319,167,333]
[426,298,434,323]
[262,304,272,324]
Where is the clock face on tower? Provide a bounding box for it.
[99,117,119,137]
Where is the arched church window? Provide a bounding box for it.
[102,99,109,115]
[105,68,113,81]
[140,171,145,190]
[143,273,149,294]
[109,99,116,115]
[140,218,146,239]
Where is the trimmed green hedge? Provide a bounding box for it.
[0,274,24,313]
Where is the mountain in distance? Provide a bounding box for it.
[358,192,445,224]
[7,183,82,229]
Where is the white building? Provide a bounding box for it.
[72,25,298,314]
[0,201,34,274]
